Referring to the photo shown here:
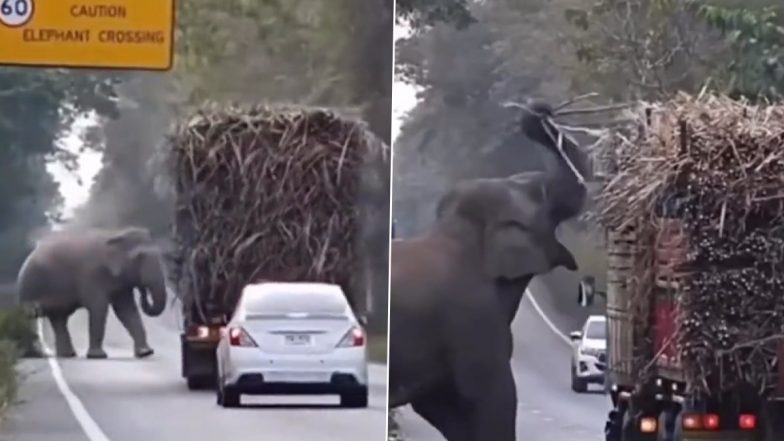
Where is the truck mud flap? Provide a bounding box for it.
[180,333,218,379]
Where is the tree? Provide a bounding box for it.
[0,68,119,278]
[396,0,474,29]
[562,0,783,101]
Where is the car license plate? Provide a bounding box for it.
[284,334,311,346]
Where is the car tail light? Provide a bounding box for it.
[228,327,257,347]
[337,327,365,347]
[739,414,756,430]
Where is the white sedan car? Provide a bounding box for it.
[569,314,607,393]
[215,281,369,408]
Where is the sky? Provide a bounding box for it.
[46,114,102,219]
[46,24,420,219]
[392,22,421,141]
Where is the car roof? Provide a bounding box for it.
[243,281,344,295]
[585,315,606,324]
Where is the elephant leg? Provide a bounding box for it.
[111,292,153,358]
[86,301,109,359]
[411,388,471,441]
[449,319,517,441]
[47,313,76,358]
[461,365,517,441]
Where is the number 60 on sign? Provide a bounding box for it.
[0,0,34,27]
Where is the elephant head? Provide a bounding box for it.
[435,174,578,280]
[103,227,167,317]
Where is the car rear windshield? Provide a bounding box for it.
[585,320,606,339]
[243,289,349,320]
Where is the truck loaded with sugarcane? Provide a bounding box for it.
[576,93,784,441]
[166,104,389,390]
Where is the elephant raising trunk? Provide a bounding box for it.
[517,98,591,226]
[388,99,592,441]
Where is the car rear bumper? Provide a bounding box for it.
[228,372,367,395]
[222,347,368,393]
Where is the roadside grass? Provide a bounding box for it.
[367,331,387,364]
[388,409,403,440]
[0,306,40,418]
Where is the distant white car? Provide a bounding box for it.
[215,281,369,408]
[569,314,607,393]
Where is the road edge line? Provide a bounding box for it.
[37,319,112,441]
[524,289,571,346]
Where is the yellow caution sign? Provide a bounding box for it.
[0,0,175,70]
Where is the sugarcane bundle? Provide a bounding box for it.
[596,92,784,396]
[168,103,389,322]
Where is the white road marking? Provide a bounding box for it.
[36,319,112,441]
[524,289,571,346]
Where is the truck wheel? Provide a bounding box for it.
[187,376,211,390]
[605,409,622,441]
[340,386,369,408]
[571,366,588,393]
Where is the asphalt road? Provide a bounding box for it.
[393,270,611,441]
[2,303,387,441]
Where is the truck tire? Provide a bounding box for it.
[340,386,369,408]
[187,375,211,390]
[571,365,588,393]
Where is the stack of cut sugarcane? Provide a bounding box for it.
[168,103,389,320]
[596,92,784,396]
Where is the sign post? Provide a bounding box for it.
[0,0,175,70]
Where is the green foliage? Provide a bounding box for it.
[0,307,38,357]
[396,0,475,29]
[0,339,18,414]
[562,0,783,101]
[697,4,784,100]
[0,68,120,278]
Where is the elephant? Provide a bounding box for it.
[387,99,590,441]
[16,226,168,359]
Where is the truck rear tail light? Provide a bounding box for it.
[228,327,257,347]
[190,325,209,338]
[639,417,657,433]
[703,414,720,430]
[337,327,365,348]
[682,414,701,430]
[739,414,756,430]
[681,413,721,431]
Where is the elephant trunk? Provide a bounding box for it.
[520,100,590,225]
[138,254,167,317]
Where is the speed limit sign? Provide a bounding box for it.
[0,0,34,27]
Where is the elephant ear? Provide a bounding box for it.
[103,228,151,278]
[483,223,552,279]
